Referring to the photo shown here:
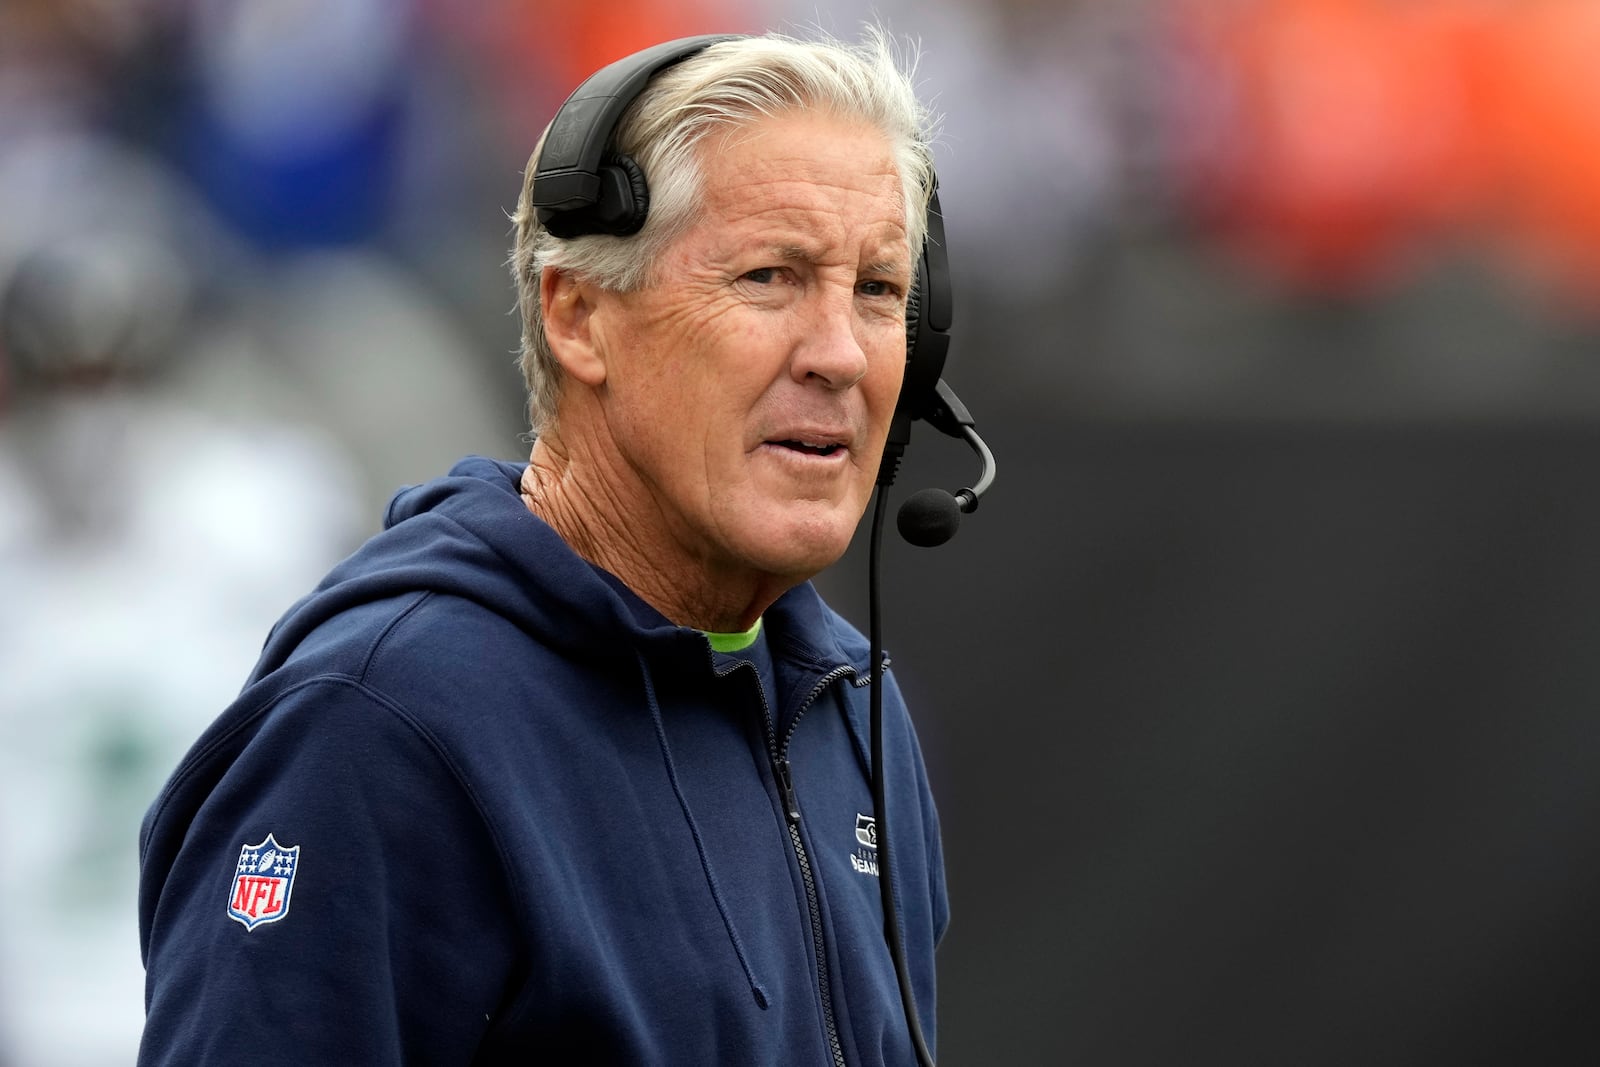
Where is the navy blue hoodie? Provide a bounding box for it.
[138,456,947,1065]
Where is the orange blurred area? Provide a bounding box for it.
[418,0,758,148]
[1169,0,1484,294]
[1167,0,1600,315]
[1477,0,1600,311]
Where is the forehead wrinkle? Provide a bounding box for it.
[694,128,911,273]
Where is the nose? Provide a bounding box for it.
[791,290,870,391]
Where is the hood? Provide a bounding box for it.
[249,456,872,682]
[250,456,693,680]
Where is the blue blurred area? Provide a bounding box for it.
[177,89,406,251]
[171,0,414,251]
[4,1,1600,1064]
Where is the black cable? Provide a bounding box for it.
[868,480,937,1067]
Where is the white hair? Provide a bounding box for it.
[509,29,937,435]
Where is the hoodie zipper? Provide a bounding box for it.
[758,663,857,1067]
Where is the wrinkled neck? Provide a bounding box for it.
[519,437,784,632]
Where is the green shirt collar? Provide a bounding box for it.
[702,616,763,653]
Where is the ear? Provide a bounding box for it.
[540,266,607,387]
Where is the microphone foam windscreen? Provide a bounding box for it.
[897,488,961,547]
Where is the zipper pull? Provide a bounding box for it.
[775,758,801,823]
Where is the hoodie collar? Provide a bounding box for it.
[375,456,870,677]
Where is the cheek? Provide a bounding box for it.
[633,340,755,468]
[610,320,708,422]
[865,333,909,411]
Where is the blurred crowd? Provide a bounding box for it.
[3,1,1599,1063]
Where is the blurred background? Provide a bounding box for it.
[4,0,1600,1063]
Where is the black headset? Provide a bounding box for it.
[529,37,997,1067]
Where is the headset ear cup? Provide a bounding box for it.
[897,255,947,422]
[595,153,651,235]
[904,276,922,363]
[576,153,649,236]
[544,153,651,238]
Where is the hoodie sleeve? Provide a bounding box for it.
[138,676,519,1065]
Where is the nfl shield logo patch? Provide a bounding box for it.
[227,834,301,931]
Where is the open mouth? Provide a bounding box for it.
[772,439,845,458]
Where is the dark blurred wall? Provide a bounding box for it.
[820,287,1600,1066]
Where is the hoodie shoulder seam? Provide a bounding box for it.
[325,675,531,942]
[360,590,434,685]
[142,673,527,913]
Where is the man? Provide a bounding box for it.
[138,31,947,1065]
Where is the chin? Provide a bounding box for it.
[734,507,860,579]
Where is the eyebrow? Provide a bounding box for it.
[865,256,910,278]
[766,243,909,278]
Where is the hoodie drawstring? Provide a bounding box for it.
[636,651,771,1011]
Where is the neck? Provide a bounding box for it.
[520,435,789,632]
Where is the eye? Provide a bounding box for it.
[742,267,780,285]
[857,279,902,299]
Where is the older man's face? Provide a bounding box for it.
[586,110,911,583]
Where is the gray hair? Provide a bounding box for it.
[509,29,937,435]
